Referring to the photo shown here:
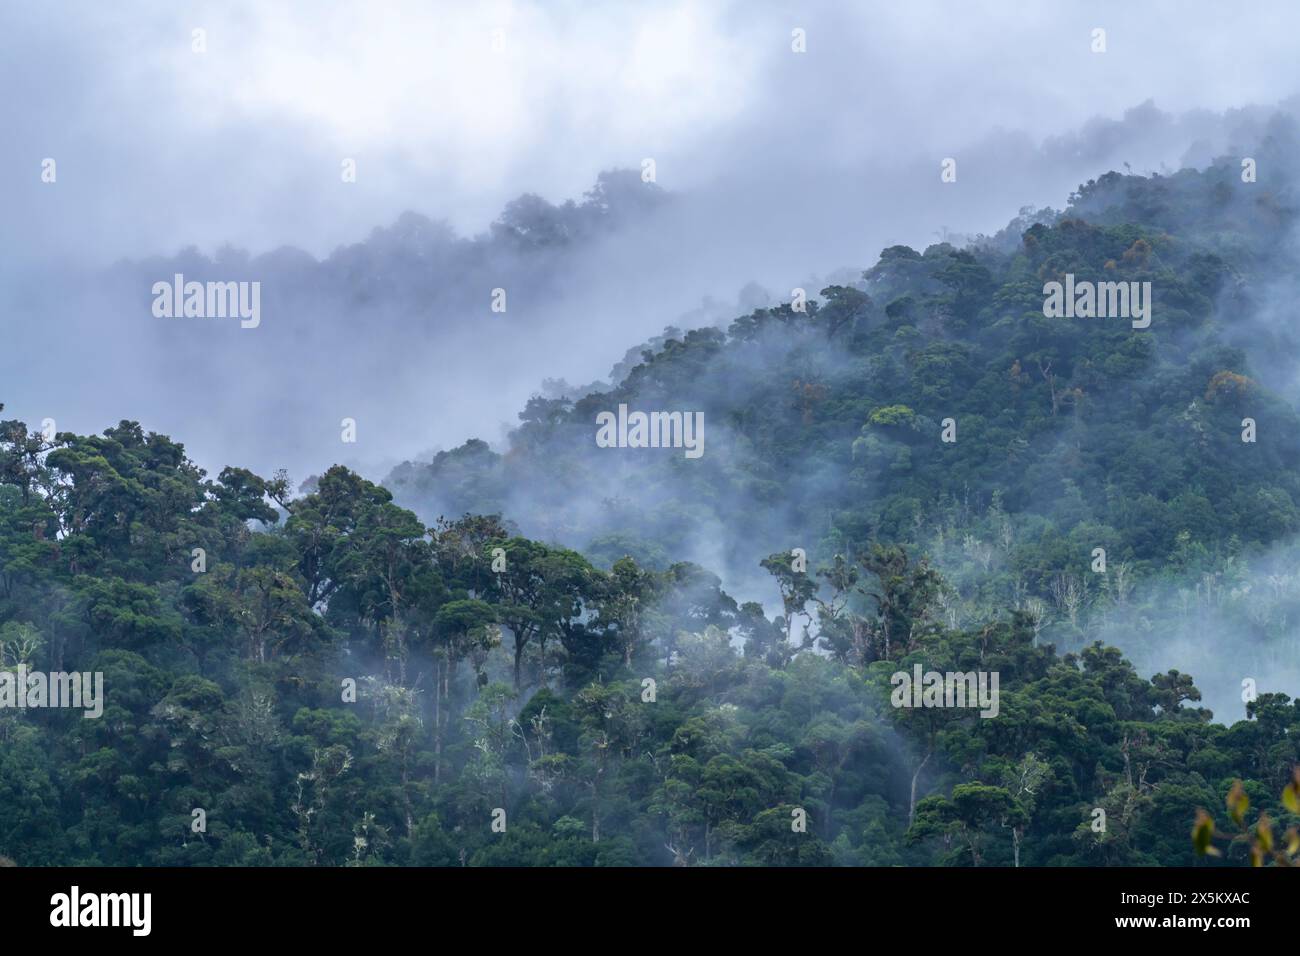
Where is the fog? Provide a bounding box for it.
[5,1,1300,713]
[4,1,1300,476]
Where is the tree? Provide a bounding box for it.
[760,550,816,659]
[909,784,1018,867]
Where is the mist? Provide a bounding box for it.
[5,2,1300,479]
[6,2,1300,714]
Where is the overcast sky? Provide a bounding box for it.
[4,0,1300,489]
[5,0,1300,266]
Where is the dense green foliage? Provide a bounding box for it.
[4,159,1300,866]
[389,158,1300,675]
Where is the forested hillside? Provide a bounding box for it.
[388,154,1300,714]
[4,155,1300,866]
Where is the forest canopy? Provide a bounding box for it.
[4,157,1300,867]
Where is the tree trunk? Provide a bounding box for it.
[909,748,932,825]
[433,658,443,786]
[401,753,414,839]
